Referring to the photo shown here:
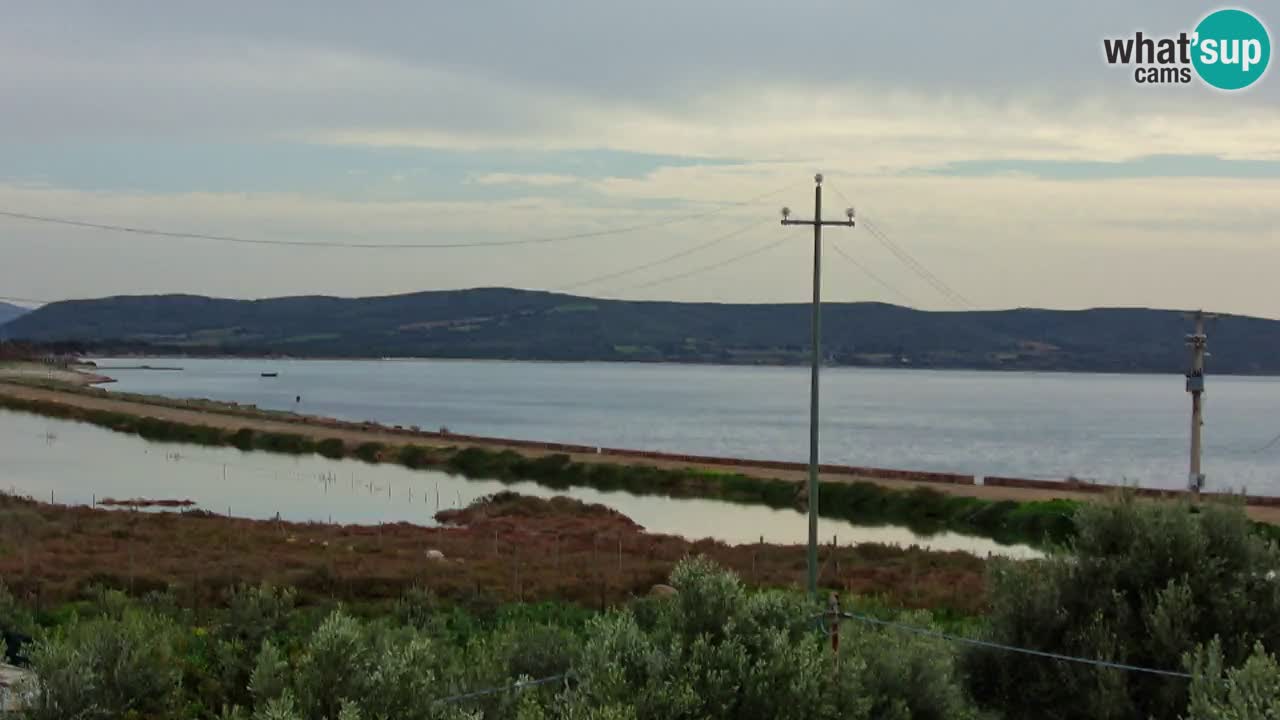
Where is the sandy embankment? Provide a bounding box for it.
[0,361,114,386]
[1,369,1277,525]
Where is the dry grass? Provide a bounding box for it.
[0,492,989,614]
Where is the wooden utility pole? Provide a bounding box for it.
[780,173,855,601]
[1184,310,1216,495]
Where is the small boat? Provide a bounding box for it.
[260,372,278,378]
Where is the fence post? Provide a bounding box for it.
[828,592,841,666]
[833,535,840,584]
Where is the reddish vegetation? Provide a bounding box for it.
[435,491,643,534]
[0,492,988,613]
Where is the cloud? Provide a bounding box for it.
[3,167,1278,317]
[470,173,581,187]
[2,1,1279,319]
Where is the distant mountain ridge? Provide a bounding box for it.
[0,301,30,327]
[5,288,1278,374]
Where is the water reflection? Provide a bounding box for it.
[0,410,1039,558]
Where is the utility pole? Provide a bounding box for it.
[1184,310,1216,495]
[781,173,855,601]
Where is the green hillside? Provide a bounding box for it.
[6,288,1276,373]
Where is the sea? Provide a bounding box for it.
[92,357,1280,494]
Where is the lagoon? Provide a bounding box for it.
[96,358,1280,494]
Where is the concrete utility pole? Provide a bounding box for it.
[780,173,855,601]
[1184,310,1216,495]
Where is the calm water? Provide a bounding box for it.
[0,410,1034,557]
[96,358,1280,494]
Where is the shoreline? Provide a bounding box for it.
[0,361,114,386]
[2,371,1278,526]
[83,353,1280,378]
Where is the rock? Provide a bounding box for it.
[649,584,678,597]
[0,664,35,713]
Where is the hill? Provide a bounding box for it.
[5,288,1277,373]
[0,301,29,327]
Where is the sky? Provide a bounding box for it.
[1,1,1278,317]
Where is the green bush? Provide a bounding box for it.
[22,607,182,720]
[12,555,989,719]
[397,445,438,469]
[843,609,979,720]
[1185,639,1280,719]
[353,442,384,463]
[564,555,977,720]
[965,493,1280,720]
[316,438,345,459]
[0,580,33,664]
[254,432,315,455]
[230,427,256,450]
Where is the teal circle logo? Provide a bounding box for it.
[1192,9,1271,90]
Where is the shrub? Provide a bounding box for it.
[965,493,1280,720]
[843,609,979,720]
[505,624,577,680]
[22,608,182,720]
[0,580,33,664]
[293,611,372,720]
[397,445,437,469]
[353,442,384,463]
[316,438,346,459]
[230,427,256,450]
[254,432,314,455]
[564,556,976,720]
[1185,639,1280,719]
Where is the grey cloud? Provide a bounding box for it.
[3,0,1276,142]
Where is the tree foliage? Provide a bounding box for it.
[1185,639,1280,719]
[965,493,1280,720]
[14,558,976,719]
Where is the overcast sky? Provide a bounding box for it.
[1,1,1278,316]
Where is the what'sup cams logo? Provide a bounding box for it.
[1104,8,1271,89]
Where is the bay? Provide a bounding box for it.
[95,358,1280,494]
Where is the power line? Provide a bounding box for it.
[0,222,768,307]
[1252,431,1280,454]
[823,185,972,308]
[827,611,1195,680]
[0,183,798,251]
[861,218,972,308]
[555,218,765,292]
[614,236,789,292]
[829,241,917,307]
